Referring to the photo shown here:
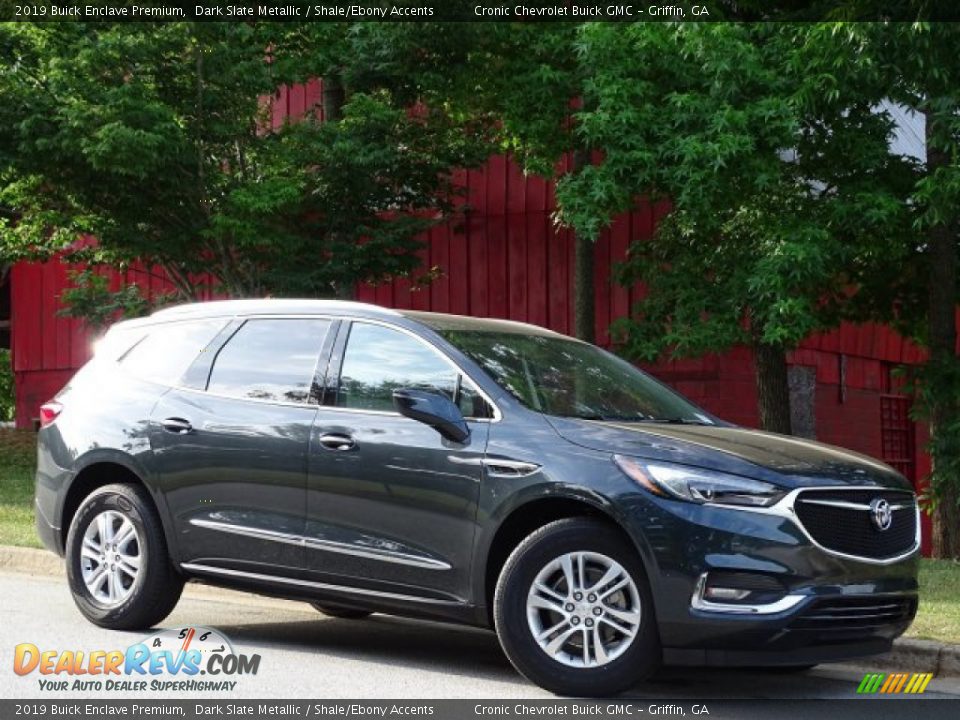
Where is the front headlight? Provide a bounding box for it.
[613,455,785,508]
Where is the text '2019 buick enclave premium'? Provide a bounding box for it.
[35,300,919,696]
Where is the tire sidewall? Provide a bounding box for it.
[494,519,660,696]
[66,486,154,625]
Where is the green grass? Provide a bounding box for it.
[0,429,958,641]
[908,558,960,644]
[0,429,41,548]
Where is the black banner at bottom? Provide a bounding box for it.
[3,699,960,720]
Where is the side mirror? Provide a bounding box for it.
[392,388,470,443]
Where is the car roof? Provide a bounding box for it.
[117,299,569,339]
[401,310,568,338]
[147,298,402,321]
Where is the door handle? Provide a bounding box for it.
[318,433,356,451]
[160,417,194,435]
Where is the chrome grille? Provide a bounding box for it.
[794,489,917,560]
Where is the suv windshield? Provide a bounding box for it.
[433,326,712,424]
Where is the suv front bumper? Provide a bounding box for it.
[620,488,920,666]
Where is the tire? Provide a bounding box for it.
[494,518,660,697]
[310,603,373,620]
[65,483,183,630]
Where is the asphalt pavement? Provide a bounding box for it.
[2,569,959,702]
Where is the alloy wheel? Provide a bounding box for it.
[526,551,642,668]
[80,510,142,606]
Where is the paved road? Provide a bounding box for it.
[2,570,959,702]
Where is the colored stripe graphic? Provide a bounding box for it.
[857,673,885,693]
[857,672,932,694]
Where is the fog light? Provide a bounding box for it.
[691,572,807,615]
[704,586,751,602]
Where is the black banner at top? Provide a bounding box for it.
[3,0,960,23]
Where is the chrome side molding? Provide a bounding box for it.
[188,518,451,570]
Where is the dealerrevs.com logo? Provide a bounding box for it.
[14,627,260,692]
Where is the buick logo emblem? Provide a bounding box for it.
[870,498,893,531]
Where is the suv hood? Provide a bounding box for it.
[547,417,912,491]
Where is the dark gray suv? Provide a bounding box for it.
[35,300,919,696]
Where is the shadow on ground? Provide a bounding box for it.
[200,612,891,699]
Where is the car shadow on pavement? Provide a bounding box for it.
[198,612,873,699]
[206,613,525,685]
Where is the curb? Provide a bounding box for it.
[856,638,960,678]
[0,544,314,614]
[1,544,957,676]
[0,545,62,576]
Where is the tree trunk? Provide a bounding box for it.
[573,234,595,343]
[571,149,595,343]
[321,74,355,301]
[925,109,960,559]
[754,341,793,435]
[322,74,345,123]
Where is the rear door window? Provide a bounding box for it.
[206,318,331,404]
[119,320,225,386]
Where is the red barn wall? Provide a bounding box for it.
[10,261,187,429]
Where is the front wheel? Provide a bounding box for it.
[65,483,183,630]
[494,518,660,697]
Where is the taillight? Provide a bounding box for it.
[39,402,63,428]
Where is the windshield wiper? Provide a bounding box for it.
[558,413,711,425]
[558,413,637,421]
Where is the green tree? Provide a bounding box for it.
[0,349,14,423]
[351,19,600,339]
[0,22,487,307]
[802,20,960,558]
[553,23,916,434]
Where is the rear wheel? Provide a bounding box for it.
[494,518,660,696]
[310,603,373,620]
[65,483,183,630]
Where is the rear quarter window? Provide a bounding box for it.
[118,320,225,386]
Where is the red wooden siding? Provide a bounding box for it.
[10,261,187,429]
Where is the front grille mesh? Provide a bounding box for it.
[789,596,917,631]
[794,489,917,560]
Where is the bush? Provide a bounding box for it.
[0,349,13,422]
[58,268,154,333]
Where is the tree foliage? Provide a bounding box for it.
[559,24,917,350]
[806,19,960,559]
[349,19,604,338]
[0,22,489,304]
[56,268,158,332]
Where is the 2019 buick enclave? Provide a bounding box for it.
[35,299,919,696]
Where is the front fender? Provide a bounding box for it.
[471,478,663,619]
